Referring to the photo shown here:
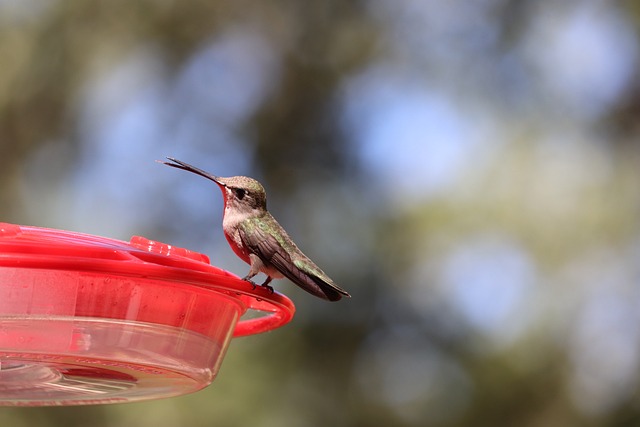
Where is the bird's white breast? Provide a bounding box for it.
[221,206,253,259]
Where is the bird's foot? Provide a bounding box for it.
[242,276,274,294]
[241,276,258,289]
[259,277,274,294]
[260,284,274,294]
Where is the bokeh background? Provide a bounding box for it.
[2,1,640,426]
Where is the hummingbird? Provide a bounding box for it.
[161,157,351,302]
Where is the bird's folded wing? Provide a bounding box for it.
[238,221,346,301]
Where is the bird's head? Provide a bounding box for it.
[161,157,267,213]
[213,175,267,212]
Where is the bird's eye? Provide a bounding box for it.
[235,188,246,200]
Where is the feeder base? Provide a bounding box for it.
[0,317,219,406]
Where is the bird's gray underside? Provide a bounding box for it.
[238,223,348,301]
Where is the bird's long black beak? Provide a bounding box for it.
[159,157,225,186]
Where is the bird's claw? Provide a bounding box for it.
[242,276,274,294]
[241,276,274,294]
[241,276,258,289]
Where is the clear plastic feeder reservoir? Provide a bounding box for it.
[0,223,295,406]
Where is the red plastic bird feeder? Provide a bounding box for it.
[0,222,295,406]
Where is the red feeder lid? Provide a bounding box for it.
[0,222,295,406]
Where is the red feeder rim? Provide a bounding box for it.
[0,222,295,406]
